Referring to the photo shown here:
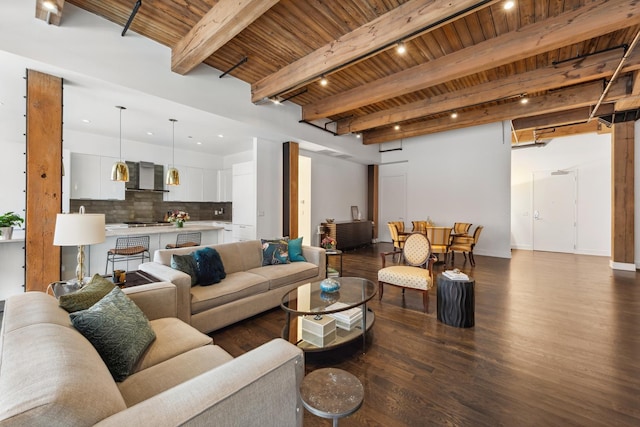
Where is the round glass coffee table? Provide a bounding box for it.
[280,277,376,353]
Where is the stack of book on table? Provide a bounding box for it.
[327,267,340,278]
[443,270,470,281]
[325,302,363,331]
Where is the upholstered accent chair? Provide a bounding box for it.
[425,226,452,263]
[387,222,407,256]
[378,233,436,312]
[449,225,483,266]
[452,222,472,236]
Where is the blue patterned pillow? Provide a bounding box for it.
[70,287,156,382]
[193,247,226,285]
[171,253,198,286]
[261,238,290,266]
[288,237,306,262]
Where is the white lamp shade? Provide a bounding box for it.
[53,213,106,246]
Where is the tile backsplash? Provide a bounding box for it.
[70,191,231,224]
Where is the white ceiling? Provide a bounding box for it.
[0,49,262,156]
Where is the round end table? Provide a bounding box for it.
[300,368,364,426]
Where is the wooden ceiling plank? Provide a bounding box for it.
[250,0,502,103]
[35,0,65,26]
[305,0,640,121]
[337,48,640,134]
[171,0,280,75]
[615,71,640,110]
[362,79,627,144]
[512,104,615,130]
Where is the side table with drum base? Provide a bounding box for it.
[437,274,475,328]
[300,368,364,427]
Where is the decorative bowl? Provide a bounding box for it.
[320,278,340,293]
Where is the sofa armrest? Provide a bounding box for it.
[95,338,304,427]
[139,262,192,324]
[122,282,177,321]
[302,245,326,273]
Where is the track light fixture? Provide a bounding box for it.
[396,41,407,54]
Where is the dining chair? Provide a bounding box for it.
[411,221,428,233]
[105,235,150,274]
[449,225,483,266]
[425,226,452,263]
[378,233,436,313]
[166,232,202,249]
[452,222,472,236]
[387,222,407,260]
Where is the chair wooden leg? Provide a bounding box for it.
[422,290,429,313]
[470,251,475,266]
[378,282,384,300]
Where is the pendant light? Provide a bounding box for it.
[111,106,129,182]
[166,118,180,185]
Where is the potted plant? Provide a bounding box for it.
[0,211,24,240]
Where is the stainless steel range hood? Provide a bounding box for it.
[125,161,168,192]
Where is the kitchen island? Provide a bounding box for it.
[63,221,225,278]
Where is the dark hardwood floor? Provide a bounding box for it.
[211,243,640,427]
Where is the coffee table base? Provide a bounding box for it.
[300,368,364,426]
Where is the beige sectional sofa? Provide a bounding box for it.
[0,283,304,426]
[139,240,326,333]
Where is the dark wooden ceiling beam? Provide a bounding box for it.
[337,48,640,135]
[304,0,640,121]
[513,121,611,144]
[35,0,65,26]
[512,105,615,131]
[250,0,499,103]
[363,79,629,144]
[172,0,279,75]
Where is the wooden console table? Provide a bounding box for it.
[321,220,373,251]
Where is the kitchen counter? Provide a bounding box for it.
[105,222,224,236]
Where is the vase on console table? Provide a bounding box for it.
[175,221,184,228]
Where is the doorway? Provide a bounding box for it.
[532,170,577,253]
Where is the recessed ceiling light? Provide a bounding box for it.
[196,141,202,145]
[504,1,515,10]
[520,96,529,104]
[356,133,361,139]
[396,42,406,54]
[394,125,400,130]
[320,77,328,86]
[272,98,281,105]
[43,1,58,13]
[82,119,91,124]
[218,134,224,138]
[146,131,153,135]
[451,112,458,119]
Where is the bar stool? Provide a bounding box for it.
[166,232,201,249]
[105,235,150,274]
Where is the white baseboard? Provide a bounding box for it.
[609,260,637,271]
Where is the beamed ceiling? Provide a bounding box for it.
[41,0,640,146]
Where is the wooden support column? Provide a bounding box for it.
[368,165,379,240]
[610,121,635,271]
[283,142,299,238]
[25,69,63,291]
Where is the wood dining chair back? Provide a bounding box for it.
[449,225,483,266]
[378,233,436,312]
[453,222,472,236]
[425,226,452,262]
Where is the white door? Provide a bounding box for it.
[379,173,407,243]
[532,170,576,253]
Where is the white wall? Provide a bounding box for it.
[256,138,283,239]
[380,122,513,259]
[301,150,369,247]
[511,132,611,256]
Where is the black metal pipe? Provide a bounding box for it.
[220,57,248,78]
[122,0,142,37]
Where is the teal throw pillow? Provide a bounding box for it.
[288,237,306,262]
[59,274,116,313]
[261,238,290,266]
[171,253,198,286]
[70,287,156,382]
[193,247,226,285]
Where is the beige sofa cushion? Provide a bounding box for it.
[118,345,234,407]
[248,262,319,290]
[1,291,71,332]
[0,323,126,426]
[190,272,269,314]
[134,318,213,372]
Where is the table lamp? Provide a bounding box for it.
[53,206,106,286]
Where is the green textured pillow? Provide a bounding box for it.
[171,253,198,286]
[59,274,116,313]
[70,287,156,382]
[288,237,306,262]
[261,238,290,266]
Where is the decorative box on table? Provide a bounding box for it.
[326,302,363,331]
[301,315,337,347]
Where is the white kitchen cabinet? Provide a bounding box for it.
[203,169,219,202]
[232,161,256,242]
[232,224,255,242]
[70,153,125,200]
[218,168,232,201]
[164,164,188,201]
[187,167,204,201]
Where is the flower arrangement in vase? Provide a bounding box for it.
[167,210,190,227]
[321,236,337,250]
